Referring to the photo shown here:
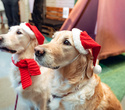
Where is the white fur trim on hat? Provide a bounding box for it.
[72,28,88,54]
[20,23,35,38]
[93,65,102,74]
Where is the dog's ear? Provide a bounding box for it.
[85,51,94,79]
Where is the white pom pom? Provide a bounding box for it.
[93,65,102,74]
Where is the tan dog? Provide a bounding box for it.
[0,23,51,110]
[34,29,122,110]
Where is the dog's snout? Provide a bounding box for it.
[34,46,45,57]
[0,36,3,43]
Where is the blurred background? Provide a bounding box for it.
[0,0,125,109]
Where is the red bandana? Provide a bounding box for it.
[12,58,41,89]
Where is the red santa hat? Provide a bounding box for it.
[72,28,102,74]
[20,23,45,45]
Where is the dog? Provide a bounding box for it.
[34,29,122,110]
[0,23,52,110]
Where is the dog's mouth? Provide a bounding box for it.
[0,47,17,53]
[35,57,60,69]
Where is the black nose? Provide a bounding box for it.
[34,46,46,57]
[0,36,3,44]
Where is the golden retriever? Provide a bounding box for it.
[0,24,52,110]
[34,30,122,110]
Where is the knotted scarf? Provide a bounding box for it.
[12,58,41,89]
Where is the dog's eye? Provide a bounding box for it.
[16,30,22,35]
[64,40,71,46]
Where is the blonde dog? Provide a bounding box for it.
[34,29,122,110]
[0,23,51,110]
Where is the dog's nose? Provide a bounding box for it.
[0,36,3,43]
[34,46,46,57]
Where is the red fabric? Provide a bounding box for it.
[25,23,45,45]
[96,0,125,59]
[12,58,41,89]
[80,31,101,66]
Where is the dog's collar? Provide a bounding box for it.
[52,91,73,99]
[48,92,73,104]
[50,80,86,101]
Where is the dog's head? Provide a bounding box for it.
[0,25,37,54]
[35,30,94,78]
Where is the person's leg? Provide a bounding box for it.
[11,0,20,26]
[2,0,13,27]
[32,0,45,32]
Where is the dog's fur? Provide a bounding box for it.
[35,31,122,110]
[0,26,52,110]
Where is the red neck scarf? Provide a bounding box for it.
[12,58,41,89]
